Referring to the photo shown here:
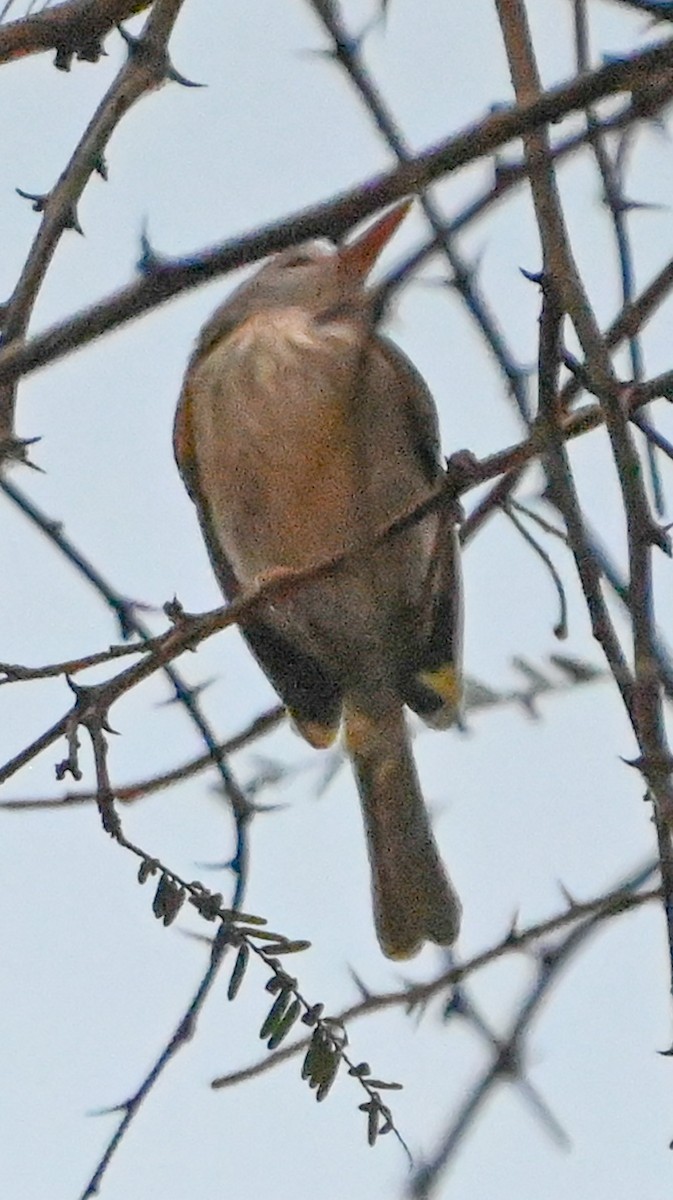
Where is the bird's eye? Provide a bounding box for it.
[283,252,315,268]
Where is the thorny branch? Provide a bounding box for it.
[0,0,191,456]
[1,31,673,394]
[210,860,658,1091]
[0,474,255,908]
[0,654,603,810]
[0,376,663,792]
[0,0,151,69]
[408,861,658,1198]
[573,0,664,512]
[496,0,673,1007]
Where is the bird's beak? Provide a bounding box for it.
[338,200,413,280]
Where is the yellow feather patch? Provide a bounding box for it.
[419,665,462,710]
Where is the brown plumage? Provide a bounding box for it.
[174,203,463,957]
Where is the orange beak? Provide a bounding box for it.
[338,200,413,280]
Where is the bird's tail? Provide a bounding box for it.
[344,699,461,959]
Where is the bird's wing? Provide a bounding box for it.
[173,370,343,748]
[378,338,464,727]
[378,335,442,484]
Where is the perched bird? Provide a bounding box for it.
[174,201,463,958]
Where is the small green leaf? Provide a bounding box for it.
[315,1049,340,1102]
[138,858,159,885]
[152,874,173,920]
[162,885,186,926]
[240,928,289,942]
[260,989,292,1040]
[302,1028,330,1086]
[267,999,302,1049]
[227,944,249,1001]
[260,940,311,955]
[359,1099,380,1146]
[301,1037,317,1081]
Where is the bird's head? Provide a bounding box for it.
[210,201,413,335]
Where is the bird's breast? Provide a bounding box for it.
[187,307,369,581]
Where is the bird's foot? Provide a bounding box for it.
[445,449,480,496]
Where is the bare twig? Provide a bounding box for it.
[0,476,255,907]
[211,861,658,1091]
[0,383,658,790]
[0,0,189,455]
[1,36,672,391]
[0,0,150,67]
[496,0,673,1011]
[573,0,664,512]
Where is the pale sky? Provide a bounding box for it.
[2,2,673,1198]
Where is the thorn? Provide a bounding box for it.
[117,23,141,51]
[504,910,521,943]
[0,434,43,469]
[520,266,544,285]
[517,693,540,720]
[16,188,49,214]
[64,205,84,236]
[650,523,672,555]
[112,598,138,641]
[549,654,602,683]
[163,596,187,624]
[166,62,206,88]
[157,677,215,707]
[617,197,666,215]
[222,792,287,818]
[462,678,500,706]
[94,153,108,181]
[511,656,550,689]
[444,986,468,1018]
[348,967,373,1001]
[87,1100,130,1117]
[194,857,237,873]
[297,47,336,63]
[118,23,204,88]
[621,751,673,774]
[137,227,165,275]
[65,673,86,700]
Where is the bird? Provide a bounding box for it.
[173,201,463,958]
